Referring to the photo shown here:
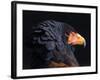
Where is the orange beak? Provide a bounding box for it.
[66,32,86,47]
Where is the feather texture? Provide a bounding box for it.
[32,20,79,68]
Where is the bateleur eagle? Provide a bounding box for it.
[32,20,86,68]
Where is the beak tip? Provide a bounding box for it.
[83,39,86,48]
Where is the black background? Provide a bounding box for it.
[23,10,91,69]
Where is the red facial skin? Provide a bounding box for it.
[66,32,86,46]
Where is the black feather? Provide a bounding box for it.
[32,20,79,68]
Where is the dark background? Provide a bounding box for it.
[23,10,91,69]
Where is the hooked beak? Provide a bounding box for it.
[65,32,86,47]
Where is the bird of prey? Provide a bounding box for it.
[32,20,86,68]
